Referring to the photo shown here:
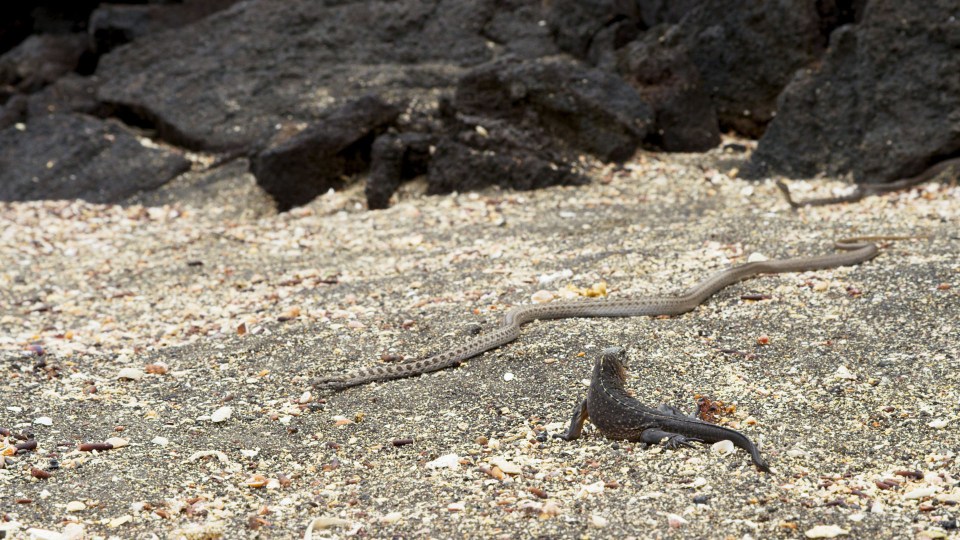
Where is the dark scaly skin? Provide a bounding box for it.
[554,347,771,473]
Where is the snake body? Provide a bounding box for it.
[313,238,897,391]
[777,157,960,208]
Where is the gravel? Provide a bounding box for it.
[1,144,957,539]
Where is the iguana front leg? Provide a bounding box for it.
[553,399,588,441]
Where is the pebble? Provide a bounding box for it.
[711,440,734,454]
[144,362,169,374]
[210,406,233,423]
[246,474,268,488]
[23,529,64,540]
[488,457,521,475]
[538,269,573,285]
[379,512,403,523]
[589,514,608,528]
[540,500,562,517]
[667,513,688,528]
[107,515,132,528]
[65,501,86,512]
[425,454,460,470]
[502,372,515,382]
[34,417,53,426]
[105,437,128,448]
[117,367,144,381]
[531,290,555,303]
[151,437,169,446]
[834,366,856,380]
[305,517,353,532]
[904,486,937,500]
[804,524,849,538]
[928,418,949,429]
[447,502,465,512]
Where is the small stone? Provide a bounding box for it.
[108,515,132,528]
[928,419,949,429]
[805,524,849,538]
[711,440,735,454]
[379,512,403,523]
[117,367,144,381]
[447,502,465,512]
[481,465,505,480]
[578,481,605,498]
[540,500,562,517]
[589,514,608,528]
[306,517,352,531]
[834,366,856,380]
[22,529,62,540]
[531,290,555,303]
[246,474,269,488]
[747,252,768,263]
[502,372,515,382]
[151,437,169,446]
[34,417,53,426]
[65,500,86,512]
[144,363,168,375]
[904,486,937,500]
[538,269,573,285]
[667,513,688,528]
[210,406,233,423]
[425,454,460,470]
[104,437,128,448]
[812,281,830,292]
[488,457,521,475]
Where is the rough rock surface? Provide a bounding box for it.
[365,132,436,210]
[616,30,719,151]
[549,0,825,138]
[427,138,585,196]
[751,0,960,182]
[89,0,242,55]
[454,56,653,163]
[0,33,89,93]
[0,112,189,202]
[250,96,401,211]
[94,0,502,152]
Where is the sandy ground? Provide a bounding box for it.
[1,146,958,539]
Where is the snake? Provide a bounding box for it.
[776,157,960,208]
[312,237,910,391]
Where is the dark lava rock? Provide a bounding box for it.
[94,0,505,152]
[0,113,190,203]
[427,139,586,196]
[426,113,587,196]
[616,30,719,151]
[550,0,824,138]
[27,73,104,118]
[0,33,89,93]
[751,0,960,183]
[89,0,243,55]
[652,1,825,137]
[365,132,436,210]
[454,56,653,162]
[250,95,400,211]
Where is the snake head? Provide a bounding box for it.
[311,377,350,392]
